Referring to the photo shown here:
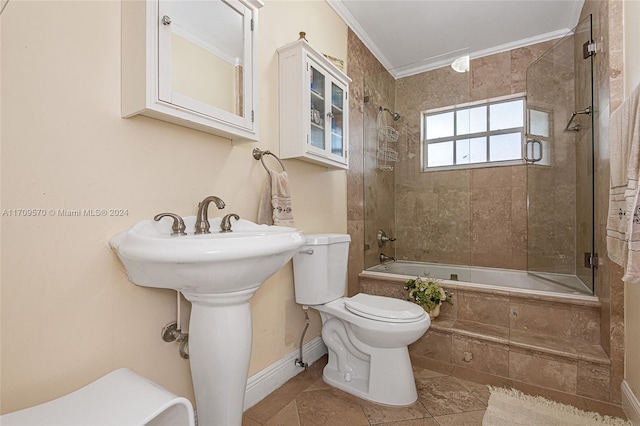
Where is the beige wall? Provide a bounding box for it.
[623,0,640,407]
[0,0,347,414]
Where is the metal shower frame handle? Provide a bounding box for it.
[524,138,543,163]
[564,106,592,132]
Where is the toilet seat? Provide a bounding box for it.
[344,293,426,323]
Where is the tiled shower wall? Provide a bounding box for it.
[363,73,397,269]
[526,34,580,276]
[346,30,394,296]
[579,0,626,404]
[350,37,589,274]
[392,41,555,270]
[346,0,626,405]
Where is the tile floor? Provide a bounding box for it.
[242,356,488,426]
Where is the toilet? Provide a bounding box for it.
[0,368,195,426]
[293,234,430,406]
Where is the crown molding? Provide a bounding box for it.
[325,0,395,72]
[327,0,572,80]
[393,28,571,79]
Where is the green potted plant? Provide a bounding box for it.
[404,277,453,319]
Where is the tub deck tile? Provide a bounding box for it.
[509,330,609,365]
[449,320,509,343]
[451,334,510,377]
[508,349,578,393]
[456,291,511,328]
[361,271,614,405]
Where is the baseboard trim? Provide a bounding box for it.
[243,337,327,410]
[622,379,640,425]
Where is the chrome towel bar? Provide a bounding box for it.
[252,148,286,172]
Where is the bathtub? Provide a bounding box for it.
[363,260,595,299]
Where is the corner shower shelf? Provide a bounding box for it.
[378,126,399,142]
[376,147,399,170]
[376,108,399,171]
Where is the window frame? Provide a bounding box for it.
[525,105,553,167]
[420,94,526,171]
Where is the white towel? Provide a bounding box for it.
[606,82,640,283]
[257,170,294,227]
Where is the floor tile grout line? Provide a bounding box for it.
[244,363,494,426]
[451,376,491,408]
[431,409,487,426]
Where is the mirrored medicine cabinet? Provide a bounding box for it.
[122,0,263,142]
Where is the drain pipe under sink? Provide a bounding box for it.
[295,306,310,369]
[161,291,190,359]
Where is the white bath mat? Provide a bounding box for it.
[482,386,631,426]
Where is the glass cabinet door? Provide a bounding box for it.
[331,82,345,157]
[308,61,347,160]
[310,65,326,150]
[278,39,349,169]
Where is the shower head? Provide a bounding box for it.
[380,106,401,121]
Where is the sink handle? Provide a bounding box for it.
[154,213,187,236]
[220,213,240,233]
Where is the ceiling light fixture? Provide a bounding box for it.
[451,55,470,73]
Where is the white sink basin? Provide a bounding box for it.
[110,214,306,426]
[110,216,306,294]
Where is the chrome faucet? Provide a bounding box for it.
[220,213,239,233]
[195,196,226,234]
[377,230,396,248]
[380,253,396,263]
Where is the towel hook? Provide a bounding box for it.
[252,148,286,172]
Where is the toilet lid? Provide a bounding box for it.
[344,293,426,323]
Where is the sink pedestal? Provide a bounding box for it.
[110,215,305,426]
[185,289,256,426]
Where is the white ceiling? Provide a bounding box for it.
[327,0,585,78]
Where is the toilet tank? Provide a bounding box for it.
[293,234,351,305]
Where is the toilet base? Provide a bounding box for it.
[323,346,418,406]
[321,316,419,406]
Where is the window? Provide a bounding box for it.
[422,96,525,170]
[525,107,552,166]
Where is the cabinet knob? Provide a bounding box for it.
[161,15,172,25]
[326,112,334,119]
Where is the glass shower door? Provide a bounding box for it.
[525,15,594,294]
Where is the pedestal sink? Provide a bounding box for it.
[110,216,305,426]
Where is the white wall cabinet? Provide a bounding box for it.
[278,39,351,169]
[122,0,262,143]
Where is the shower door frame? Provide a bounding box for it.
[524,14,595,294]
